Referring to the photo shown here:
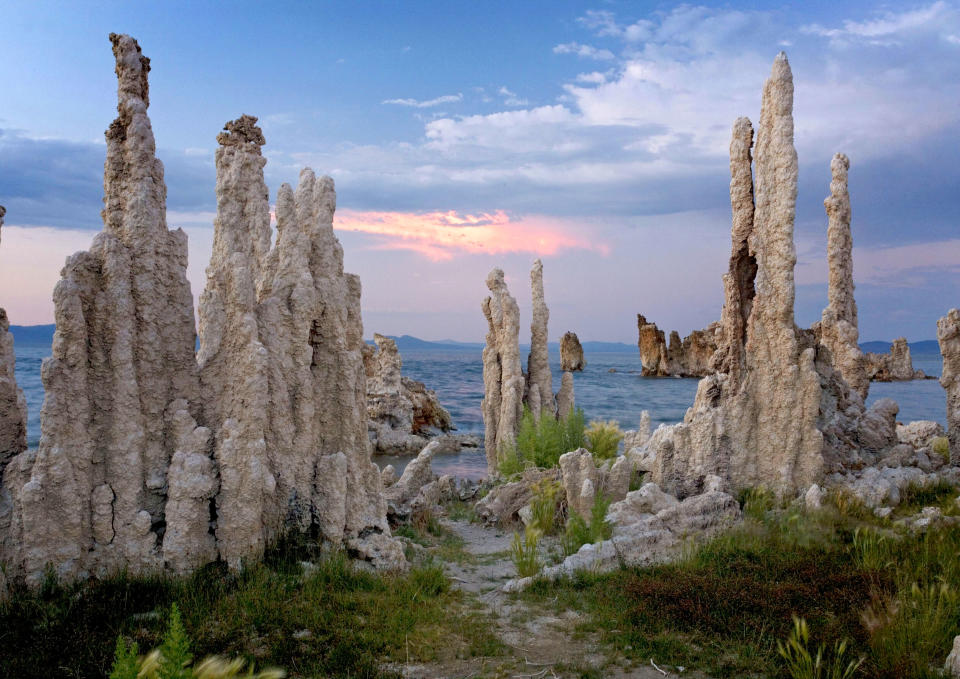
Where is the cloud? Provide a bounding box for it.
[382,93,463,108]
[334,209,610,260]
[802,2,952,43]
[497,86,529,107]
[552,42,615,60]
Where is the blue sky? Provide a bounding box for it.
[1,1,958,342]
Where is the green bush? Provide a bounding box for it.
[511,527,542,578]
[777,616,862,679]
[932,436,951,462]
[110,603,284,679]
[584,419,623,461]
[561,494,613,556]
[498,406,586,474]
[529,478,562,534]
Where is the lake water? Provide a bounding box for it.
[12,345,946,481]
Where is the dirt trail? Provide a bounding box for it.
[394,519,699,679]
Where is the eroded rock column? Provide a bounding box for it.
[0,206,27,474]
[938,309,960,463]
[526,260,555,419]
[482,269,523,473]
[818,153,868,398]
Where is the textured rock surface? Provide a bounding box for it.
[383,441,439,518]
[816,153,868,397]
[364,335,453,455]
[866,338,925,381]
[505,485,741,591]
[1,37,401,585]
[946,635,960,677]
[0,206,28,476]
[198,115,395,568]
[555,371,575,420]
[481,269,524,473]
[645,53,879,498]
[559,331,586,372]
[558,449,630,518]
[475,468,561,525]
[622,410,651,452]
[939,309,960,462]
[636,315,718,377]
[526,260,555,418]
[2,35,205,583]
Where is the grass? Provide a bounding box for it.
[561,493,613,557]
[511,527,542,578]
[529,478,562,534]
[520,488,960,679]
[0,535,503,679]
[897,479,957,515]
[584,419,623,462]
[498,406,586,474]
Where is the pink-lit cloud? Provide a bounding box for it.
[334,209,610,261]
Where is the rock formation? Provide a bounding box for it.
[814,153,868,398]
[555,371,575,420]
[1,35,206,583]
[636,315,719,377]
[0,206,28,475]
[865,338,926,381]
[0,35,403,586]
[642,53,881,498]
[197,115,398,569]
[558,449,630,519]
[938,309,960,463]
[482,269,524,473]
[526,260,555,419]
[559,331,586,372]
[364,334,453,455]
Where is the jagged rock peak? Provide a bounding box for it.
[217,115,266,150]
[482,268,523,473]
[560,332,586,372]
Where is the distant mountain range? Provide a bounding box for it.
[9,325,942,356]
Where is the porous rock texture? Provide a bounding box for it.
[642,53,884,498]
[558,449,630,519]
[0,37,402,585]
[1,35,206,583]
[865,338,925,381]
[814,153,868,398]
[526,260,555,419]
[559,331,586,372]
[197,115,399,570]
[636,314,719,377]
[481,269,524,474]
[363,334,453,455]
[0,206,28,474]
[939,309,960,462]
[504,482,741,591]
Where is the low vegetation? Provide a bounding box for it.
[584,419,623,462]
[561,493,613,557]
[0,534,501,679]
[521,489,960,678]
[498,406,586,474]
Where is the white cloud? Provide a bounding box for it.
[383,93,463,108]
[802,2,949,41]
[553,42,615,60]
[497,86,529,107]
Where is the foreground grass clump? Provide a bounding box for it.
[0,535,501,679]
[584,419,623,462]
[561,493,613,557]
[498,406,586,474]
[521,494,960,678]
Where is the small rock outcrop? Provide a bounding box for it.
[0,206,28,474]
[481,269,524,474]
[364,334,454,455]
[558,449,630,519]
[814,153,868,397]
[636,315,719,377]
[938,309,960,462]
[865,338,926,381]
[559,331,586,372]
[526,260,555,419]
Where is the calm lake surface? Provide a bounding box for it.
[13,345,946,481]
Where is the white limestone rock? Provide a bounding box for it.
[897,420,945,449]
[381,465,398,488]
[0,209,27,476]
[481,269,524,474]
[938,309,960,463]
[945,635,960,677]
[556,371,575,420]
[558,449,630,519]
[526,260,555,418]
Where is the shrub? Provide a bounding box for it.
[777,617,862,679]
[584,419,623,462]
[529,478,562,534]
[738,486,776,521]
[498,406,587,473]
[932,436,951,462]
[850,527,892,571]
[898,479,956,512]
[561,493,612,556]
[511,527,542,578]
[110,603,284,679]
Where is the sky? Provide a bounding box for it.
[0,1,958,343]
